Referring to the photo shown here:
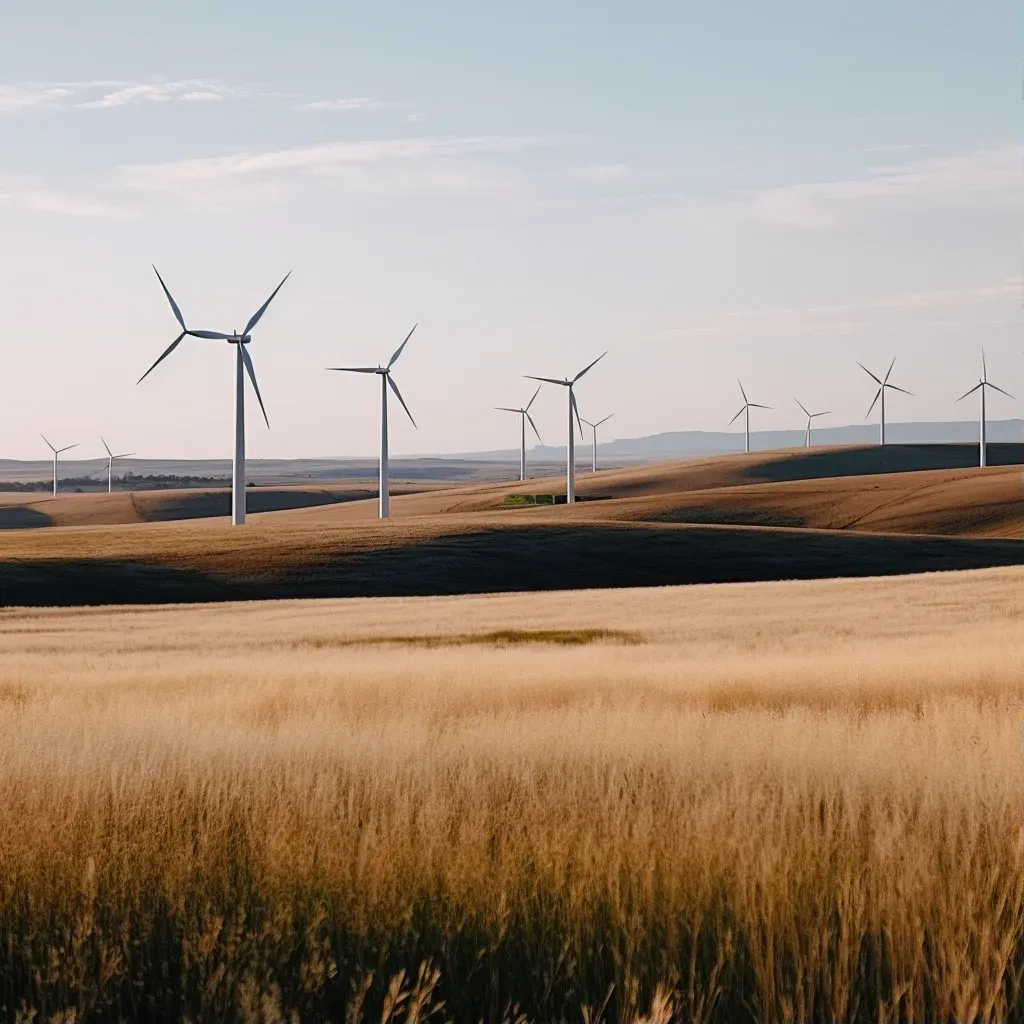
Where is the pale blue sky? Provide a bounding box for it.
[0,2,1019,458]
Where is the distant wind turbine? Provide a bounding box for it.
[580,413,613,472]
[100,437,135,494]
[328,325,418,519]
[729,380,770,454]
[956,349,1012,468]
[794,399,830,448]
[525,352,607,503]
[858,358,912,446]
[139,266,290,526]
[495,384,543,482]
[41,435,77,497]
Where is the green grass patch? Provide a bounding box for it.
[294,628,643,650]
[502,493,562,506]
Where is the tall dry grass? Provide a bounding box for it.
[1,567,1024,1021]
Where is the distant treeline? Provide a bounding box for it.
[3,473,234,493]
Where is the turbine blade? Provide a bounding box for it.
[244,271,291,335]
[387,374,417,428]
[865,388,881,419]
[580,417,594,429]
[728,407,745,426]
[794,398,810,416]
[883,356,896,384]
[137,331,186,384]
[57,444,78,454]
[240,346,269,428]
[387,323,418,368]
[115,453,135,459]
[188,330,233,340]
[525,411,543,444]
[595,413,614,426]
[737,379,748,403]
[885,384,913,397]
[986,381,1014,400]
[525,384,542,411]
[956,382,983,402]
[573,351,607,382]
[100,436,113,457]
[982,348,987,382]
[40,434,56,453]
[494,407,522,413]
[571,389,584,438]
[857,362,882,385]
[812,411,831,418]
[524,375,567,386]
[152,266,186,330]
[750,403,771,409]
[327,366,381,373]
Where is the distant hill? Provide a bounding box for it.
[453,419,1024,460]
[0,419,1020,485]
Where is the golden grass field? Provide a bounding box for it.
[2,566,1024,1021]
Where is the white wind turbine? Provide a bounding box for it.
[580,413,613,472]
[794,399,830,447]
[41,435,77,497]
[328,325,418,520]
[525,352,607,503]
[495,384,543,482]
[729,380,770,454]
[858,358,912,446]
[956,349,1012,468]
[100,437,135,494]
[139,266,290,526]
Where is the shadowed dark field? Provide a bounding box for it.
[1,516,1023,606]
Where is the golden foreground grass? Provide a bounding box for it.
[2,568,1024,1021]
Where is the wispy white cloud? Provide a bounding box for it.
[119,135,558,205]
[0,175,130,218]
[684,145,1021,231]
[293,96,382,112]
[665,278,1020,340]
[0,78,241,114]
[77,80,238,109]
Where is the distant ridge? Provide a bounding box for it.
[0,420,1021,482]
[455,419,1024,460]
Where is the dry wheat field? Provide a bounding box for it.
[2,567,1024,1022]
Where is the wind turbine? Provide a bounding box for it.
[858,358,912,446]
[41,435,77,497]
[525,352,606,503]
[580,413,613,472]
[495,384,543,482]
[956,349,1013,468]
[139,266,290,526]
[100,437,135,494]
[729,380,770,454]
[328,325,418,519]
[794,399,830,448]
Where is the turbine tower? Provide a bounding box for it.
[859,358,912,446]
[580,413,613,472]
[100,437,135,494]
[729,380,770,454]
[41,435,77,497]
[139,266,290,526]
[328,325,418,520]
[525,352,606,503]
[794,399,830,448]
[956,349,1012,468]
[495,384,543,482]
